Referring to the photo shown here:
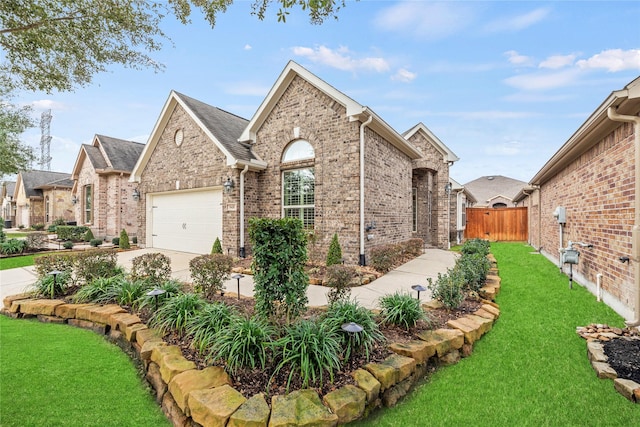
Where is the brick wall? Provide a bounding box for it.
[535,121,635,318]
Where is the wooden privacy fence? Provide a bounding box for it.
[465,207,528,241]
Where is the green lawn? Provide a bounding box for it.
[0,254,36,270]
[352,242,640,426]
[5,232,29,238]
[0,316,170,427]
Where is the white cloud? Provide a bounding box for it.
[244,44,252,50]
[291,45,390,73]
[505,50,534,67]
[30,99,65,111]
[484,8,550,33]
[391,68,417,83]
[576,49,640,72]
[539,54,577,69]
[504,69,582,91]
[373,1,476,40]
[485,141,522,156]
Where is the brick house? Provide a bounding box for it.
[130,61,458,264]
[1,181,16,227]
[12,170,74,228]
[464,175,528,208]
[514,76,640,325]
[70,135,145,240]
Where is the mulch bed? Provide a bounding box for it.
[603,338,640,384]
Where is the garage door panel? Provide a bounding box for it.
[150,190,222,254]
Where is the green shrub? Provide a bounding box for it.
[73,249,120,283]
[73,275,124,303]
[31,271,71,299]
[427,268,466,310]
[322,299,385,360]
[47,225,57,233]
[186,302,238,354]
[379,292,428,329]
[34,253,75,279]
[97,277,151,308]
[111,237,120,246]
[189,254,233,299]
[149,293,206,335]
[0,221,5,243]
[90,238,102,247]
[249,217,309,324]
[369,244,399,273]
[457,252,491,292]
[461,238,490,256]
[84,228,95,242]
[63,241,74,250]
[119,229,130,249]
[405,238,424,257]
[325,264,355,305]
[208,315,275,374]
[211,237,222,254]
[272,319,341,391]
[18,224,24,229]
[53,218,66,226]
[0,239,26,255]
[326,233,342,266]
[32,223,45,231]
[25,231,48,250]
[55,226,90,242]
[130,252,172,285]
[132,236,137,244]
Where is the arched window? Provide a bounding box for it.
[282,140,314,162]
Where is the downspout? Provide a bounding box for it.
[359,115,373,266]
[607,106,640,326]
[239,164,249,258]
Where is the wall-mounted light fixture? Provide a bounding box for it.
[223,177,234,193]
[619,256,630,264]
[365,221,376,232]
[71,195,77,205]
[132,188,140,201]
[445,182,452,196]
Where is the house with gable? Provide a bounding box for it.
[1,181,16,227]
[130,61,459,264]
[514,76,640,325]
[13,170,74,228]
[464,175,528,208]
[70,134,145,240]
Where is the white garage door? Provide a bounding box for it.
[150,190,222,254]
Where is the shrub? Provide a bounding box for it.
[379,292,428,329]
[427,268,466,310]
[272,319,342,391]
[84,228,95,242]
[73,249,120,283]
[98,278,151,308]
[34,253,75,279]
[322,299,385,360]
[31,223,45,231]
[461,238,490,256]
[0,239,26,255]
[47,225,57,233]
[456,252,491,292]
[405,238,424,257]
[53,218,66,226]
[130,252,172,285]
[0,221,5,243]
[73,275,124,303]
[186,302,238,353]
[63,241,74,250]
[111,237,120,246]
[369,244,399,273]
[211,237,222,254]
[90,238,102,247]
[326,233,342,266]
[25,231,48,250]
[132,236,138,244]
[18,224,24,229]
[249,217,309,324]
[325,264,355,305]
[149,293,206,335]
[31,271,71,299]
[119,229,130,249]
[208,315,275,374]
[55,226,90,242]
[189,254,233,299]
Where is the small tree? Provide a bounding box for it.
[119,229,130,249]
[326,233,342,266]
[84,228,95,242]
[249,217,308,324]
[211,237,222,254]
[189,254,233,299]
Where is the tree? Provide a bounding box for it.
[0,0,347,93]
[0,77,35,176]
[326,232,342,266]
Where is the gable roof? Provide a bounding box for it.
[71,135,144,180]
[239,60,424,160]
[402,122,459,163]
[2,181,16,199]
[450,177,477,203]
[463,175,528,206]
[131,91,266,182]
[17,170,72,198]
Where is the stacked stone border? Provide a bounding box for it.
[1,254,502,426]
[577,324,640,403]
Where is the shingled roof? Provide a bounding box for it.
[463,175,527,207]
[19,171,72,198]
[96,135,145,172]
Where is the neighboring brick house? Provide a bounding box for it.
[130,61,458,264]
[1,181,16,227]
[12,170,74,228]
[464,175,528,208]
[70,135,144,240]
[514,76,640,325]
[449,178,477,245]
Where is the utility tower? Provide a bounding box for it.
[39,109,52,171]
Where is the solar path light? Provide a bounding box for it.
[146,288,166,311]
[48,270,63,299]
[232,274,244,300]
[411,284,427,300]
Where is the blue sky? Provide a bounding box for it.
[14,0,640,185]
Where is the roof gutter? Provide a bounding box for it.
[607,106,640,327]
[239,164,249,258]
[359,115,373,266]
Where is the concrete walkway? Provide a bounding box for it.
[1,248,458,309]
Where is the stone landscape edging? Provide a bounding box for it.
[1,255,502,426]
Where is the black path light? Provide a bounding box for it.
[48,270,63,299]
[232,274,244,300]
[146,288,166,311]
[411,284,427,300]
[341,322,364,360]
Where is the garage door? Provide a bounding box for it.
[150,190,222,254]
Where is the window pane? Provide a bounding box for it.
[282,140,314,162]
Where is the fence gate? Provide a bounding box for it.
[465,207,528,241]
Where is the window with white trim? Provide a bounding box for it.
[283,168,315,229]
[84,185,93,224]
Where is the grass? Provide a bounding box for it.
[352,242,640,426]
[0,315,170,427]
[0,254,36,270]
[5,232,29,238]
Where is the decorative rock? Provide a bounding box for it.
[439,349,461,365]
[228,393,270,427]
[473,308,496,320]
[3,293,31,310]
[54,303,92,319]
[19,299,65,316]
[465,314,494,335]
[422,300,444,310]
[381,377,412,408]
[36,314,66,324]
[189,385,247,427]
[614,378,640,402]
[124,323,148,342]
[67,318,107,334]
[351,369,381,404]
[168,367,231,412]
[136,327,164,346]
[109,312,142,331]
[76,304,126,324]
[151,345,182,365]
[591,361,617,379]
[381,354,416,383]
[323,385,366,424]
[141,340,167,361]
[481,303,500,318]
[417,328,465,357]
[587,341,608,363]
[364,361,398,391]
[161,392,189,426]
[159,353,196,383]
[388,340,434,364]
[269,389,338,427]
[146,362,168,402]
[634,388,640,402]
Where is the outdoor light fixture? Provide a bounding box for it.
[48,270,63,299]
[620,256,630,264]
[146,288,166,311]
[223,177,234,193]
[445,182,452,196]
[71,195,77,205]
[411,284,427,300]
[341,322,364,334]
[132,188,140,201]
[232,274,244,300]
